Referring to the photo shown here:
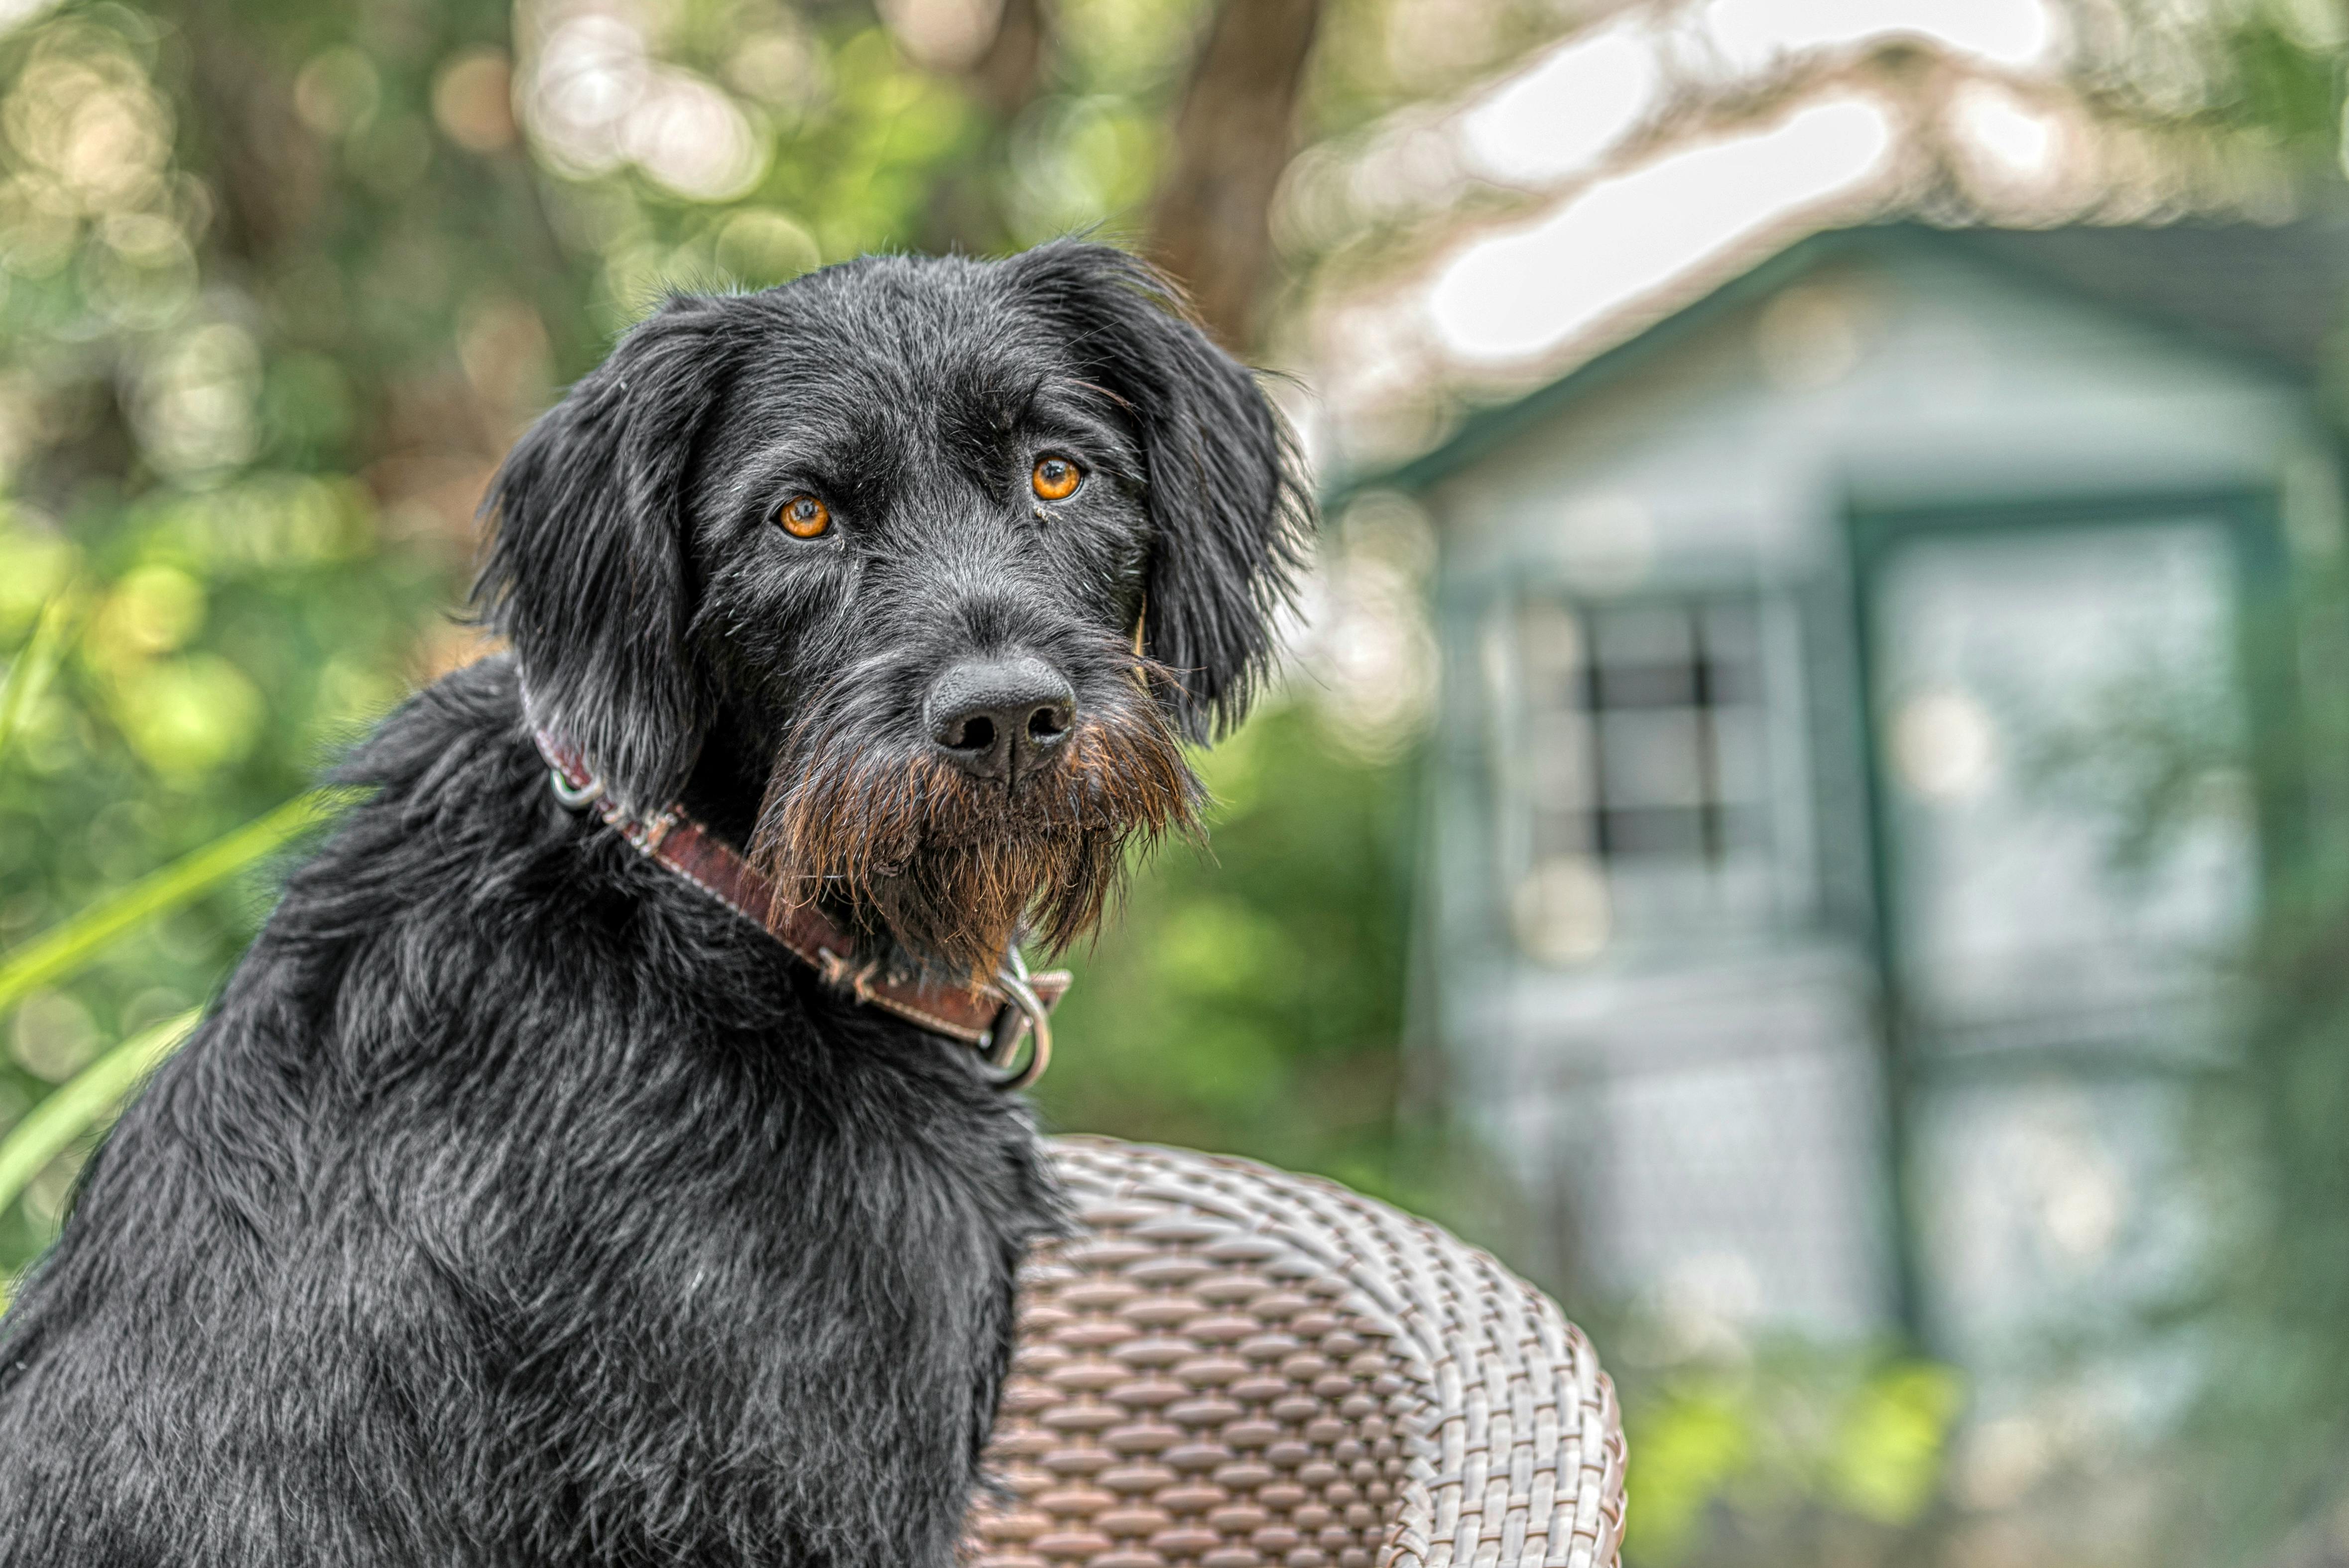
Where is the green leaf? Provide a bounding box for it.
[0,1007,199,1223]
[0,789,358,1018]
[1827,1361,1963,1524]
[0,595,74,765]
[1625,1385,1759,1563]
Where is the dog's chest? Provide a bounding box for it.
[421,1021,1052,1561]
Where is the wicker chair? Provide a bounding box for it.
[968,1137,1626,1568]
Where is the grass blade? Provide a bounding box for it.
[0,789,356,1017]
[0,597,74,765]
[0,1007,199,1221]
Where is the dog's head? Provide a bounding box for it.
[476,241,1308,979]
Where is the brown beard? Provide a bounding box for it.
[748,678,1202,984]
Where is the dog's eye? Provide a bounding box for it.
[1031,456,1082,502]
[776,495,832,539]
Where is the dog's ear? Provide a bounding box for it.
[1003,241,1309,741]
[475,296,728,815]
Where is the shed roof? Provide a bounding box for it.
[1344,215,2349,503]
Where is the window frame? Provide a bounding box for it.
[1481,574,1820,967]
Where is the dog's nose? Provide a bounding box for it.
[925,656,1077,782]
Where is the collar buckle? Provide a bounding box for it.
[549,768,605,811]
[983,948,1053,1090]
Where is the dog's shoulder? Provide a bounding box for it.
[312,648,615,902]
[333,648,529,804]
[295,649,811,1040]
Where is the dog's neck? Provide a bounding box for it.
[674,710,948,983]
[677,721,768,853]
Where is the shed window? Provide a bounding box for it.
[1507,594,1785,959]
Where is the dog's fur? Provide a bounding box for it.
[0,242,1304,1566]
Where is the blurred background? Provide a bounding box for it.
[4,0,2349,1561]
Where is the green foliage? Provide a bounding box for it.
[2218,0,2348,145]
[0,597,71,760]
[0,789,352,1016]
[0,1006,195,1259]
[2173,547,2349,1557]
[1037,699,1415,1194]
[1623,1347,1962,1565]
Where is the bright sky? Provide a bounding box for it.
[1703,0,2058,75]
[1458,20,1662,187]
[1388,0,2065,367]
[1427,94,1897,362]
[1450,0,2058,189]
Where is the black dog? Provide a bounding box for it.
[0,241,1304,1566]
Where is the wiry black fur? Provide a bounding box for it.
[0,242,1305,1566]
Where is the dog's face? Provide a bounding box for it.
[478,243,1306,979]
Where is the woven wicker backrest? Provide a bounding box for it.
[968,1137,1625,1568]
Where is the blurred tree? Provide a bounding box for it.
[1035,699,1412,1187]
[1146,0,1322,348]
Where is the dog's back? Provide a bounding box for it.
[0,658,1054,1566]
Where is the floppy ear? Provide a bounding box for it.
[474,296,728,814]
[1002,241,1309,741]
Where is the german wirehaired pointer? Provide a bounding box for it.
[0,241,1305,1566]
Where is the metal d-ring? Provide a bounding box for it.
[984,953,1052,1091]
[549,769,605,811]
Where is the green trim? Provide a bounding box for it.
[1843,483,2298,1353]
[1328,230,1865,509]
[1917,1041,2239,1084]
[1326,219,2319,511]
[1848,486,2288,539]
[1931,225,2325,389]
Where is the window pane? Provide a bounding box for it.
[1597,661,1699,708]
[1599,709,1709,809]
[1518,599,1585,708]
[1594,604,1696,665]
[1601,805,1709,858]
[1709,707,1771,807]
[1529,710,1594,807]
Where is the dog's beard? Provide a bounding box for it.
[749,673,1202,983]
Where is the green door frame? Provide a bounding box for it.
[1844,486,2300,1351]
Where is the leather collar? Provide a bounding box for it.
[531,728,1069,1086]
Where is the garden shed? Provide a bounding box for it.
[1365,215,2349,1424]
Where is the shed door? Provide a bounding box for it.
[1862,507,2263,1441]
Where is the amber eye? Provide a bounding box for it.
[1031,456,1082,502]
[776,494,831,539]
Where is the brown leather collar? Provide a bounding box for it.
[532,728,1069,1086]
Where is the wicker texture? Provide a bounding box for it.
[968,1137,1625,1568]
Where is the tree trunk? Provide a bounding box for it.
[919,0,1056,256]
[178,7,324,269]
[1145,0,1322,353]
[971,0,1051,121]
